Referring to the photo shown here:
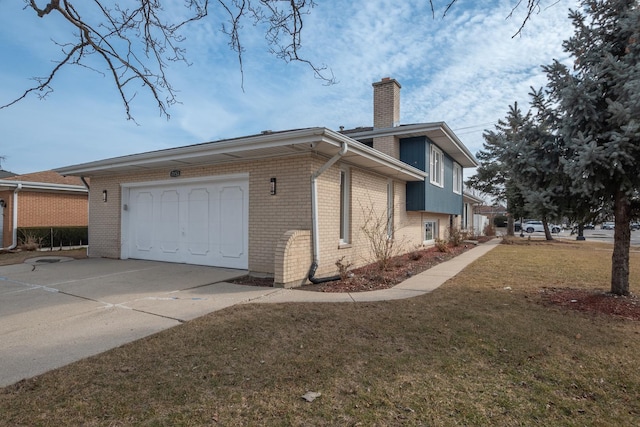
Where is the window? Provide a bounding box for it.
[430,145,444,187]
[424,220,438,244]
[453,163,462,194]
[339,168,350,244]
[387,180,394,238]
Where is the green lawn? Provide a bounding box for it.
[1,241,639,426]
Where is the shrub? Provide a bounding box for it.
[483,222,496,237]
[18,232,42,251]
[447,226,467,247]
[360,202,405,271]
[434,238,450,253]
[17,227,88,249]
[335,257,353,280]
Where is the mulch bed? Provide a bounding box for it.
[231,238,492,292]
[539,287,640,321]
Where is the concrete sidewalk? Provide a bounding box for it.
[0,239,499,387]
[255,238,501,304]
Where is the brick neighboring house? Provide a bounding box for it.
[0,171,88,249]
[56,78,477,287]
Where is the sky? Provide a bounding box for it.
[0,0,581,177]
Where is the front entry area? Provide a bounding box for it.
[121,175,248,269]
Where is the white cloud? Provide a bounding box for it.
[0,0,581,174]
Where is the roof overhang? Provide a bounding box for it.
[0,180,87,193]
[55,128,427,182]
[344,122,478,168]
[463,191,484,204]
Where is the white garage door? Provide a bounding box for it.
[121,175,248,269]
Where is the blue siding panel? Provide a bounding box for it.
[400,136,463,215]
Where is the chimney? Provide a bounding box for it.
[373,77,401,129]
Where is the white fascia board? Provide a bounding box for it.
[321,129,427,181]
[55,128,326,175]
[55,127,427,181]
[0,180,87,193]
[345,122,478,168]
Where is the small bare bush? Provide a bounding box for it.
[335,256,353,280]
[360,202,405,271]
[18,232,42,251]
[483,222,496,236]
[435,238,450,253]
[447,226,467,247]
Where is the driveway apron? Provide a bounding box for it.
[0,258,279,387]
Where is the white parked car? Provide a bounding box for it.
[523,221,561,234]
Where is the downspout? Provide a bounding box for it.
[308,142,348,284]
[1,183,22,250]
[80,176,90,190]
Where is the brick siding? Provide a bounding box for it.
[86,153,428,284]
[0,189,87,247]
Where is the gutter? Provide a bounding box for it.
[308,142,348,284]
[0,183,22,250]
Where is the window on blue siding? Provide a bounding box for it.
[453,163,462,194]
[430,145,444,187]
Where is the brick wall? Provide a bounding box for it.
[85,153,430,284]
[18,191,87,227]
[0,189,87,247]
[88,155,314,272]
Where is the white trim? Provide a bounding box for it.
[0,179,87,193]
[387,179,394,239]
[339,167,351,244]
[430,145,444,188]
[423,219,438,244]
[120,173,249,189]
[55,128,427,182]
[453,163,462,194]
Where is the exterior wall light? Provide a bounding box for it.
[102,190,108,202]
[270,178,276,195]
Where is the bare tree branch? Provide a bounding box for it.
[3,0,334,120]
[4,1,549,120]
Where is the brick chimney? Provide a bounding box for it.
[373,77,401,129]
[372,77,401,158]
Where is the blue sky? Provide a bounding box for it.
[0,0,579,176]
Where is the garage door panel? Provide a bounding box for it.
[159,190,180,254]
[124,177,248,269]
[186,187,211,256]
[219,185,245,259]
[134,191,154,252]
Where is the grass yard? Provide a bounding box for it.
[1,241,639,426]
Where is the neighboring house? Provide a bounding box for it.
[55,78,478,287]
[0,169,16,179]
[0,171,89,249]
[475,204,508,218]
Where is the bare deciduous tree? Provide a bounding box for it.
[3,0,334,120]
[1,1,547,120]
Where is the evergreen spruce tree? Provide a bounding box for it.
[542,0,640,295]
[466,103,530,236]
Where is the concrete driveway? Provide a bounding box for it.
[0,257,281,387]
